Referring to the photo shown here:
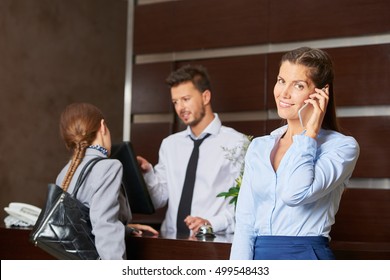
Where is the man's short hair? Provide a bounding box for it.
[166,64,212,93]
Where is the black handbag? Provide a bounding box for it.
[30,157,105,260]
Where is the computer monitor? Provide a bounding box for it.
[110,141,155,214]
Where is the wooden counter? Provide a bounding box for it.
[0,227,232,260]
[1,226,390,260]
[126,231,232,260]
[0,227,55,260]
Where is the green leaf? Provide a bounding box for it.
[217,134,253,209]
[217,192,229,198]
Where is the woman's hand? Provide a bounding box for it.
[304,86,329,138]
[127,223,159,236]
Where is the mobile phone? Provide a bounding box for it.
[298,102,309,128]
[298,86,328,128]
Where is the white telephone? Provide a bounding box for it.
[4,202,41,227]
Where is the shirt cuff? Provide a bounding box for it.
[143,165,158,187]
[208,215,233,233]
[293,134,317,156]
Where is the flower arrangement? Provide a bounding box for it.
[217,134,253,208]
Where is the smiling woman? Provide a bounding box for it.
[230,47,360,260]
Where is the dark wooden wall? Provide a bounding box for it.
[0,0,127,222]
[1,0,389,258]
[131,0,390,257]
[131,0,390,176]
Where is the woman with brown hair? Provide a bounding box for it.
[56,102,157,259]
[230,47,360,260]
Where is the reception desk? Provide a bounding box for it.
[1,226,390,260]
[126,231,232,260]
[0,226,232,260]
[125,231,390,260]
[0,226,55,260]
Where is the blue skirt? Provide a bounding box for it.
[254,236,335,260]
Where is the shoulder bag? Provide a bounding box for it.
[29,157,104,260]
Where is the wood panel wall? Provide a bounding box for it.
[132,0,390,178]
[0,0,127,222]
[131,0,390,250]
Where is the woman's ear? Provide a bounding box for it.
[100,119,107,135]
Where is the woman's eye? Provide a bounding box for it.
[294,84,304,90]
[277,78,284,84]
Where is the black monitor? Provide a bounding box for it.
[110,141,155,214]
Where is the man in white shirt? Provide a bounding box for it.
[137,65,249,236]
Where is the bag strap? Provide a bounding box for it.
[72,157,105,197]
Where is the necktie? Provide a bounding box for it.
[176,133,211,235]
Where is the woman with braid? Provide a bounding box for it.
[56,102,157,260]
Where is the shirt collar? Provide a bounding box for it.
[270,125,288,137]
[185,113,221,139]
[85,147,108,158]
[270,125,325,138]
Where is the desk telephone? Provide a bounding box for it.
[4,202,41,227]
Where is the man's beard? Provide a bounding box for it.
[182,106,206,127]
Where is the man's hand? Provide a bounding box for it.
[184,216,211,233]
[136,156,152,173]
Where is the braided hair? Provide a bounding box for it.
[59,103,105,191]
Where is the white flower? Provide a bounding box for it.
[218,135,253,207]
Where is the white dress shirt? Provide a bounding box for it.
[144,114,249,234]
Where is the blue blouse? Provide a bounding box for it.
[230,126,360,259]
